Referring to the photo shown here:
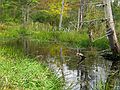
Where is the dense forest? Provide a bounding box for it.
[0,0,120,90]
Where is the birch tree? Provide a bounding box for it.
[104,0,120,54]
[59,0,64,30]
[78,0,84,30]
[77,0,89,31]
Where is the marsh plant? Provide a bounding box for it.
[0,46,63,90]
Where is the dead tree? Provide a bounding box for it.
[104,0,120,54]
[77,0,89,31]
[22,4,30,29]
[79,0,84,29]
[77,0,84,31]
[88,21,94,47]
[59,0,64,30]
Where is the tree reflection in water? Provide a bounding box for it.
[105,61,120,90]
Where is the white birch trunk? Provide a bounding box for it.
[79,0,84,29]
[77,8,80,31]
[77,0,84,31]
[104,0,120,54]
[59,0,64,30]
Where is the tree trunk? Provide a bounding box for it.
[118,0,120,6]
[104,0,120,54]
[0,0,2,23]
[88,22,94,48]
[21,4,30,55]
[22,5,26,28]
[77,8,80,31]
[59,0,64,30]
[77,0,84,30]
[26,5,30,25]
[22,4,30,29]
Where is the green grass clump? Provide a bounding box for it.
[0,46,63,90]
[30,31,90,48]
[93,38,109,50]
[0,28,19,40]
[30,31,53,42]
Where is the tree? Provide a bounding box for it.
[18,0,38,28]
[104,0,120,54]
[59,0,65,30]
[77,0,84,30]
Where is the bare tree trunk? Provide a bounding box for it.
[59,0,64,30]
[21,4,30,55]
[0,0,2,23]
[118,0,120,6]
[22,4,30,29]
[85,0,89,11]
[104,0,120,54]
[77,8,80,31]
[88,22,94,48]
[26,5,30,25]
[22,5,26,28]
[13,7,16,21]
[77,0,84,30]
[79,0,84,29]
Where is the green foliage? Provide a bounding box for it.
[31,10,60,25]
[31,0,70,26]
[0,23,109,49]
[1,0,120,90]
[93,38,109,50]
[30,31,53,42]
[112,2,120,21]
[1,0,120,49]
[0,46,63,90]
[0,27,19,41]
[58,31,89,47]
[94,80,105,90]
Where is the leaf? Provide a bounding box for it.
[31,0,38,3]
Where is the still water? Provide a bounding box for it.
[26,42,120,90]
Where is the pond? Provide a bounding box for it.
[8,40,120,90]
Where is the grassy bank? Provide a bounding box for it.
[0,46,63,90]
[0,23,109,49]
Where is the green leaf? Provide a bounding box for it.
[31,0,38,3]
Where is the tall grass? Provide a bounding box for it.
[0,46,63,90]
[0,22,111,49]
[93,38,109,50]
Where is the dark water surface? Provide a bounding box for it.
[23,42,120,90]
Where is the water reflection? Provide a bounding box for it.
[38,49,112,90]
[105,61,120,90]
[22,41,120,90]
[75,55,112,90]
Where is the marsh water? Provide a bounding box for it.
[21,41,120,90]
[9,40,120,90]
